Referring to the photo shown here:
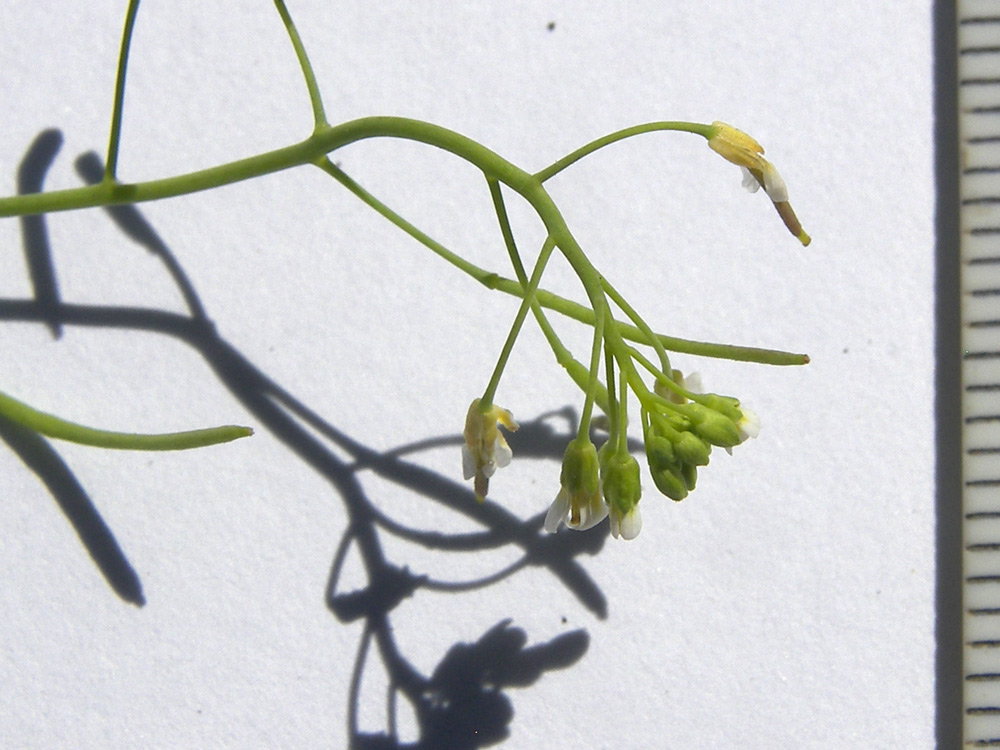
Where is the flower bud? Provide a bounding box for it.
[681,462,698,492]
[645,434,687,501]
[651,463,689,502]
[698,393,742,422]
[683,403,741,448]
[673,430,711,466]
[544,439,608,532]
[603,452,642,539]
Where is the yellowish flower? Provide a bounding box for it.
[462,398,519,500]
[707,121,810,247]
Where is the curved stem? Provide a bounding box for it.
[315,156,808,366]
[601,275,671,373]
[105,0,143,180]
[0,387,252,450]
[534,121,714,183]
[0,116,808,367]
[273,0,328,128]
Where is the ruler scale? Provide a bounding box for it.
[960,2,1000,746]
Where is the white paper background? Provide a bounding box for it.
[0,2,933,748]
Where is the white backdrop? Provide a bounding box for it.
[0,2,933,748]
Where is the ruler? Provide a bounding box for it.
[960,2,1000,746]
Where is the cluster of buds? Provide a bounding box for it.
[457,119,804,540]
[461,370,758,541]
[642,371,759,503]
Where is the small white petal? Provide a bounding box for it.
[493,436,513,469]
[761,164,789,203]
[544,489,571,533]
[738,408,761,441]
[483,461,499,479]
[740,166,761,193]
[461,445,476,480]
[618,508,642,540]
[571,498,609,531]
[682,371,703,395]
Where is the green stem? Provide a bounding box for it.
[0,388,252,450]
[317,157,808,366]
[273,0,328,129]
[616,366,630,458]
[0,118,614,347]
[105,0,143,180]
[480,237,556,407]
[487,176,610,415]
[487,178,527,286]
[0,127,807,367]
[603,342,618,448]
[601,275,670,373]
[534,121,715,183]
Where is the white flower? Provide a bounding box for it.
[707,121,810,246]
[737,407,761,441]
[544,485,608,532]
[609,503,642,540]
[725,406,761,456]
[544,439,608,532]
[462,399,518,500]
[739,163,788,203]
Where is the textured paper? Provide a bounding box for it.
[0,2,933,748]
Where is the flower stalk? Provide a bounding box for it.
[0,0,809,535]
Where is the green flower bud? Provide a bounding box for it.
[681,462,698,491]
[673,430,711,466]
[645,433,676,467]
[698,393,742,422]
[645,434,689,501]
[651,462,689,501]
[684,403,741,448]
[560,438,601,496]
[544,439,607,533]
[602,452,643,539]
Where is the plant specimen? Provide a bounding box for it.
[0,0,809,543]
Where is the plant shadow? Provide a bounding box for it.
[2,132,609,748]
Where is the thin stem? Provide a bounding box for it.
[316,158,807,366]
[316,157,494,284]
[105,0,143,180]
[273,0,328,128]
[616,366,629,458]
[0,122,807,367]
[534,121,714,183]
[480,237,556,407]
[487,177,528,286]
[487,176,610,413]
[601,275,670,373]
[603,342,618,448]
[0,388,252,450]
[626,343,688,399]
